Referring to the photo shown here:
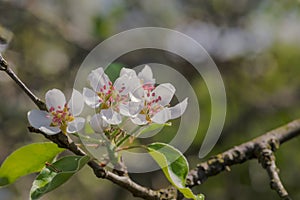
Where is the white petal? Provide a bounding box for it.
[100,109,122,125]
[152,83,176,106]
[28,109,51,128]
[90,114,108,132]
[151,108,171,124]
[120,103,141,117]
[120,68,137,77]
[115,72,140,95]
[45,89,66,110]
[131,114,148,125]
[27,110,60,135]
[131,86,145,99]
[128,101,143,116]
[39,127,61,135]
[88,67,110,92]
[68,89,84,116]
[83,88,101,108]
[169,98,188,119]
[67,117,85,133]
[119,103,130,116]
[138,65,155,85]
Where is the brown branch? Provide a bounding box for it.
[257,146,291,200]
[187,119,300,199]
[0,55,47,110]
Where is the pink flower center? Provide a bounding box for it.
[49,104,74,133]
[97,81,127,111]
[140,85,163,122]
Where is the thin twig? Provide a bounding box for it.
[256,146,292,200]
[0,55,47,110]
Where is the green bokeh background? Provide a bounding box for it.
[1,1,300,199]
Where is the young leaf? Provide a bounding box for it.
[147,142,204,200]
[30,155,90,200]
[0,142,64,187]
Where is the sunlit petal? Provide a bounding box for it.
[45,89,66,110]
[151,83,176,106]
[68,89,84,116]
[169,98,188,119]
[115,70,141,95]
[120,68,137,77]
[138,65,155,85]
[151,108,171,124]
[88,67,110,92]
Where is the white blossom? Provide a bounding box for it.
[27,89,85,135]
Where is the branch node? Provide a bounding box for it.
[0,54,8,71]
[256,145,291,200]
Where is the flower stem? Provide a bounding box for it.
[115,126,141,147]
[115,145,145,152]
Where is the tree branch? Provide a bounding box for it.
[187,119,300,199]
[257,146,291,200]
[0,55,47,110]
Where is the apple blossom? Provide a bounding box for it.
[120,66,188,125]
[27,89,85,135]
[83,67,140,125]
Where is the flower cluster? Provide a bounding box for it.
[27,65,188,135]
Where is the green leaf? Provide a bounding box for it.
[30,155,90,200]
[147,142,204,200]
[0,142,64,187]
[105,63,123,82]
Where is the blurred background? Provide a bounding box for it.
[1,0,300,199]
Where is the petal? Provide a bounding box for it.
[83,87,101,108]
[39,127,61,135]
[152,83,176,106]
[115,71,140,95]
[119,103,130,116]
[169,98,188,119]
[27,109,51,128]
[67,117,85,133]
[119,101,143,117]
[151,108,171,124]
[138,65,155,85]
[27,110,60,135]
[88,67,110,92]
[100,109,122,125]
[90,114,108,132]
[68,89,84,116]
[45,89,66,110]
[120,67,137,77]
[128,101,143,116]
[131,114,148,125]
